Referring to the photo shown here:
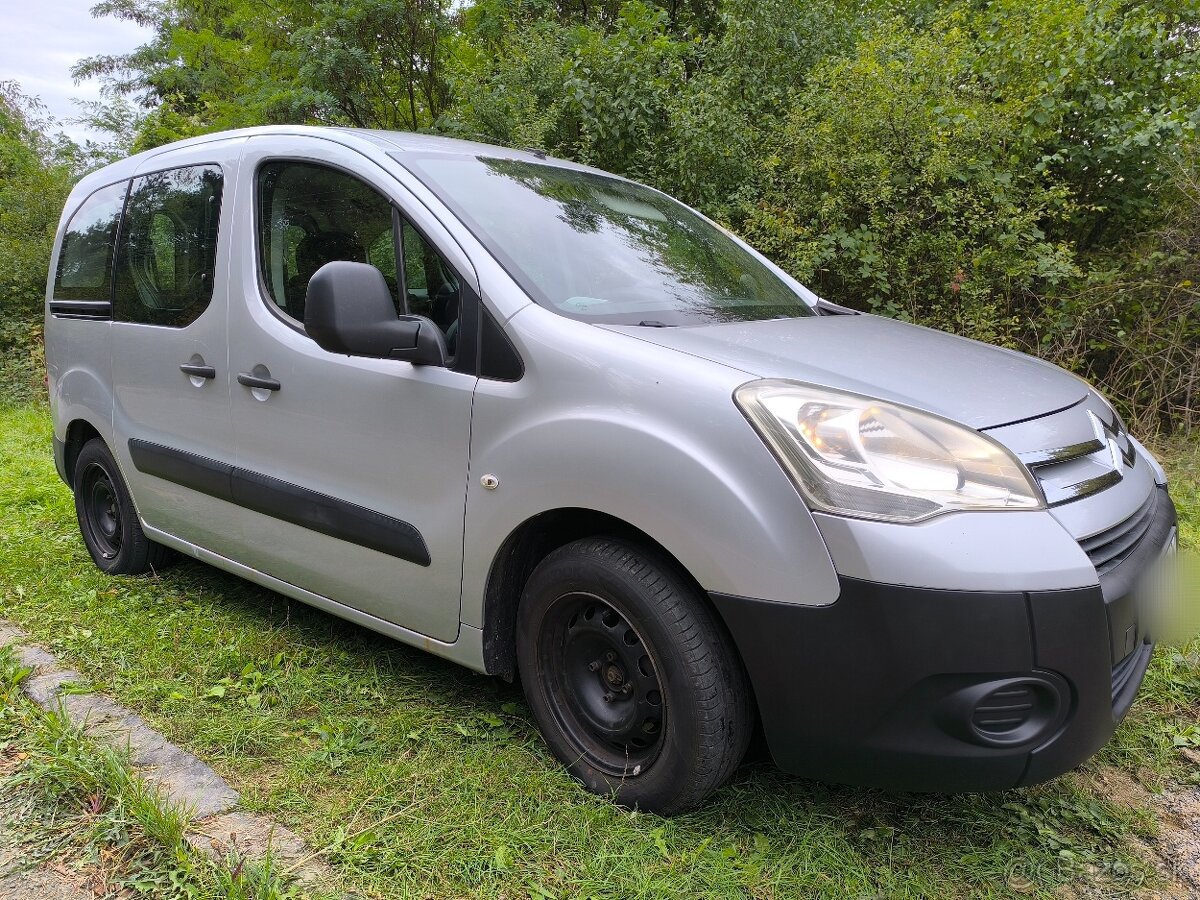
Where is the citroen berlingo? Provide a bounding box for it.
[45,127,1177,813]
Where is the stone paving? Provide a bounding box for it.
[0,623,335,895]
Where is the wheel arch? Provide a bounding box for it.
[481,507,716,681]
[62,418,105,487]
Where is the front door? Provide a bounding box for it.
[225,137,476,641]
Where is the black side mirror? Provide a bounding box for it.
[304,261,447,366]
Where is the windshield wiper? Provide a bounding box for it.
[636,320,674,327]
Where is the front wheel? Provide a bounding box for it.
[516,537,753,814]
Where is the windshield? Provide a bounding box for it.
[396,155,816,326]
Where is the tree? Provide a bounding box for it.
[75,0,458,141]
[0,83,79,318]
[0,83,84,399]
[42,0,1200,430]
[738,21,1079,340]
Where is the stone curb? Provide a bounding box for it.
[0,623,334,890]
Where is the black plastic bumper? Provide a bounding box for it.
[712,488,1176,792]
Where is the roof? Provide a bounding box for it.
[69,125,585,201]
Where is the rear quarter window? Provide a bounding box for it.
[53,181,128,300]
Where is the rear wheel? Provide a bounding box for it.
[74,438,172,575]
[517,537,752,814]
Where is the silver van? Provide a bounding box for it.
[45,126,1177,814]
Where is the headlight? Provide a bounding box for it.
[735,380,1045,523]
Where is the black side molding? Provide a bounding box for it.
[127,439,431,566]
[49,299,112,320]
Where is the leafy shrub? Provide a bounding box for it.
[0,83,77,404]
[0,85,74,319]
[1040,155,1200,435]
[738,21,1079,342]
[9,0,1200,432]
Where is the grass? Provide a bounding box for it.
[0,645,317,899]
[1154,436,1199,550]
[0,400,1196,899]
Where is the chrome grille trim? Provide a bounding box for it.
[1019,439,1105,468]
[1043,469,1123,507]
[986,393,1155,532]
[998,395,1137,508]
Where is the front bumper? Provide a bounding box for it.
[712,486,1176,792]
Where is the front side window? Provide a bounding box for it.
[257,161,399,322]
[53,181,128,300]
[114,165,224,327]
[398,155,817,327]
[401,222,462,353]
[256,160,463,354]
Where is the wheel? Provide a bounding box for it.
[73,438,173,575]
[516,537,753,814]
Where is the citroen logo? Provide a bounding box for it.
[1087,409,1137,471]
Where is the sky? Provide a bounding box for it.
[1,0,154,144]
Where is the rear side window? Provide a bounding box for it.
[257,161,399,322]
[114,165,224,328]
[53,181,128,300]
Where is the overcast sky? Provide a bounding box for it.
[1,0,154,144]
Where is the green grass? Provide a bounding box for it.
[0,401,1196,899]
[1153,437,1199,551]
[0,645,316,899]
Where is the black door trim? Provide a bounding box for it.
[49,299,113,320]
[128,439,431,566]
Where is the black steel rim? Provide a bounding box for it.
[80,462,121,560]
[539,591,666,776]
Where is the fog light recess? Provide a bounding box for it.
[941,675,1068,749]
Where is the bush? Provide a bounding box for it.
[0,83,78,404]
[731,2,1199,433]
[738,21,1079,343]
[1039,155,1200,436]
[0,84,75,320]
[13,0,1200,432]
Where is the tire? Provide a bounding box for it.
[73,438,173,575]
[516,537,753,814]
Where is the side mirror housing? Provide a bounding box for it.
[304,261,447,366]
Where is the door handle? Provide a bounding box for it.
[179,363,216,379]
[237,371,281,392]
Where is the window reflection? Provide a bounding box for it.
[114,165,223,328]
[402,156,814,326]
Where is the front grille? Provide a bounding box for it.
[1080,491,1157,577]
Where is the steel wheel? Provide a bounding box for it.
[539,591,666,775]
[79,461,123,560]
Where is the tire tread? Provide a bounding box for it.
[517,536,753,814]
